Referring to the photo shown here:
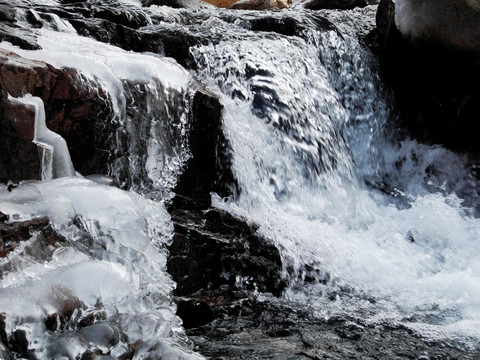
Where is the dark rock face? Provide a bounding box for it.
[304,0,368,10]
[168,208,285,296]
[0,4,39,51]
[141,0,185,7]
[141,0,211,8]
[376,0,480,152]
[395,0,480,55]
[172,90,236,209]
[0,50,113,182]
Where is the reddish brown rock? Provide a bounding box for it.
[202,0,238,6]
[0,50,112,182]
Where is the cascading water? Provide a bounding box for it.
[1,0,480,358]
[187,5,480,346]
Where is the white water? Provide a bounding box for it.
[7,94,76,180]
[190,6,480,345]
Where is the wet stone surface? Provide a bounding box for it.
[180,297,480,360]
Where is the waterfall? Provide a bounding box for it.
[7,94,76,180]
[189,6,480,344]
[1,1,480,358]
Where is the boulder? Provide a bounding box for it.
[395,0,480,55]
[376,0,480,152]
[201,0,238,7]
[304,0,368,10]
[229,0,292,10]
[141,0,212,8]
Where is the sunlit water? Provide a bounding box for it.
[1,1,480,357]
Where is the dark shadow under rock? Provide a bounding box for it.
[171,89,237,210]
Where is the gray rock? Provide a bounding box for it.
[0,340,12,360]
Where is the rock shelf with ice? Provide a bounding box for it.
[0,178,201,359]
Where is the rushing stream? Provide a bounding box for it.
[1,0,480,358]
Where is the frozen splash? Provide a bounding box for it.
[7,94,76,181]
[191,7,480,345]
[0,178,201,359]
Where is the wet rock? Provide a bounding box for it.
[92,7,150,29]
[9,330,27,354]
[229,0,292,10]
[186,299,480,359]
[0,341,12,360]
[137,28,201,69]
[0,214,66,253]
[376,0,480,152]
[44,285,86,332]
[201,0,237,7]
[142,0,185,6]
[304,0,368,10]
[142,0,211,8]
[167,208,285,296]
[0,216,53,256]
[395,0,480,55]
[0,23,40,51]
[172,89,236,209]
[0,314,8,348]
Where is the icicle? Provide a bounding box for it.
[8,94,76,180]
